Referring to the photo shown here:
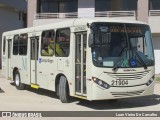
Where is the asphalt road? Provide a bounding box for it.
[0,71,160,120]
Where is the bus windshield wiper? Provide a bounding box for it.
[112,59,121,71]
[112,47,127,71]
[133,49,147,69]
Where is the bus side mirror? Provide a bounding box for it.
[88,33,94,47]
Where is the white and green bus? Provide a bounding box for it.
[2,18,155,103]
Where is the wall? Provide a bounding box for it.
[27,0,37,27]
[137,0,149,23]
[0,6,23,67]
[149,16,160,33]
[0,0,27,11]
[78,0,95,17]
[112,0,121,11]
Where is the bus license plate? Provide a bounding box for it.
[111,80,128,86]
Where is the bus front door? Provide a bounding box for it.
[75,32,87,96]
[30,37,39,85]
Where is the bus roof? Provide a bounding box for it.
[2,18,147,36]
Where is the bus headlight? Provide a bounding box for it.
[92,77,110,89]
[146,77,154,86]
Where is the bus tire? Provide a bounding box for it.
[59,76,70,103]
[14,71,26,90]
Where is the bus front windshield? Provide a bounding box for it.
[91,23,154,68]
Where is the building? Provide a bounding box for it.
[27,0,160,74]
[0,0,27,67]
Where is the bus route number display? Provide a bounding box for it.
[110,26,142,33]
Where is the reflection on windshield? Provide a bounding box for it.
[91,23,154,68]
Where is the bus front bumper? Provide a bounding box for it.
[90,81,155,100]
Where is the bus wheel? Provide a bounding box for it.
[14,71,26,90]
[59,76,70,103]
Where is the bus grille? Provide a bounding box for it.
[105,70,150,80]
[111,90,145,97]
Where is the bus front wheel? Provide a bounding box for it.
[14,71,26,90]
[59,76,70,103]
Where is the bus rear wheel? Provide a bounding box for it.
[59,76,70,103]
[14,71,26,90]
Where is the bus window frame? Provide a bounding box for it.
[13,34,28,56]
[41,30,55,57]
[55,27,71,57]
[3,36,6,55]
[13,34,19,55]
[19,33,28,56]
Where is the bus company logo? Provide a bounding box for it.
[123,69,136,72]
[38,58,53,64]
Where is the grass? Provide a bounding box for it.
[155,76,160,83]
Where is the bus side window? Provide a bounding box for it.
[13,35,19,55]
[19,34,28,55]
[41,30,55,56]
[55,28,70,57]
[3,37,6,55]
